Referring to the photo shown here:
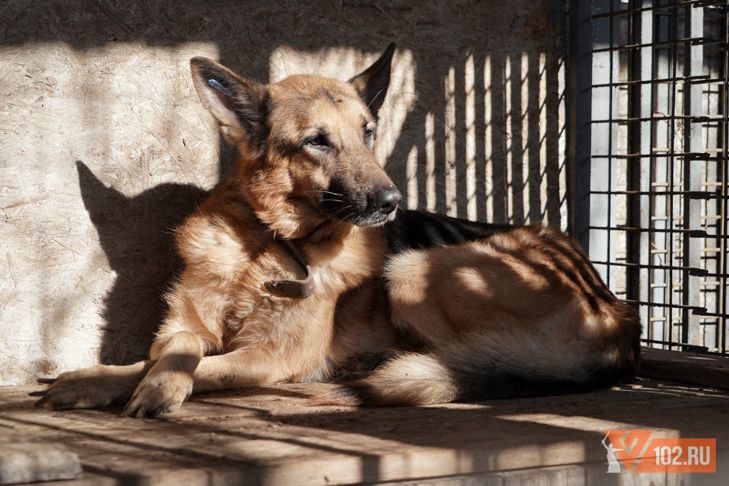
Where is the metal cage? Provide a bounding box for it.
[571,0,729,354]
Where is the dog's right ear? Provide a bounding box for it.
[349,43,396,118]
[190,57,269,148]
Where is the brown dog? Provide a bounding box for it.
[37,44,641,417]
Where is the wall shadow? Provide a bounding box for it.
[76,161,208,364]
[387,47,565,227]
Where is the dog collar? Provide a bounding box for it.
[265,238,315,299]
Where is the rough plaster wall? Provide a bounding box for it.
[0,0,566,384]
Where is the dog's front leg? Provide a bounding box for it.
[121,330,205,418]
[35,361,153,411]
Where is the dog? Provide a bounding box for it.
[36,44,641,417]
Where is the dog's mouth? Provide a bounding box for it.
[319,184,402,227]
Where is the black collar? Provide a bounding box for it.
[265,237,315,299]
[234,198,315,299]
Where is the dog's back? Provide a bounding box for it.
[346,218,642,406]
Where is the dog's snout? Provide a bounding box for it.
[369,186,402,215]
[322,179,401,226]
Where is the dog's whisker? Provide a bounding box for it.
[307,189,346,198]
[367,88,385,109]
[330,206,354,220]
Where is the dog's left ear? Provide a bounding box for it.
[349,43,396,117]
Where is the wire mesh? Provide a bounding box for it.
[583,0,729,354]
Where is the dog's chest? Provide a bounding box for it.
[220,261,346,353]
[222,232,385,346]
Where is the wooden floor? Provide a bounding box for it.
[1,377,728,485]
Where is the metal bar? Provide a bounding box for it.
[591,152,727,160]
[590,260,713,274]
[641,339,710,353]
[592,36,717,53]
[592,0,720,19]
[590,190,728,198]
[683,2,705,346]
[665,0,681,349]
[698,1,722,353]
[627,0,655,343]
[592,114,726,122]
[587,224,722,237]
[591,74,710,88]
[625,300,707,312]
[567,0,595,250]
[586,0,621,288]
[720,0,729,353]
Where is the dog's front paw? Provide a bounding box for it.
[35,365,138,411]
[122,371,193,418]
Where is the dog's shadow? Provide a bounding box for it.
[76,161,209,365]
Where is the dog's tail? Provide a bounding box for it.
[346,313,641,406]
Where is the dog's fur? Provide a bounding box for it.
[37,45,641,417]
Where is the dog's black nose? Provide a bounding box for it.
[370,186,402,214]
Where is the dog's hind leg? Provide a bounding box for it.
[35,361,152,411]
[368,229,641,405]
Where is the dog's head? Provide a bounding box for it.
[190,44,401,239]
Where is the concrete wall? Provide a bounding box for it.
[0,0,567,384]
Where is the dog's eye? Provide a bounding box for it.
[364,128,375,140]
[307,134,329,149]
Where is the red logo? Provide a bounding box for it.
[604,430,716,473]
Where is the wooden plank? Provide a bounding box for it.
[2,381,729,485]
[639,347,729,390]
[0,443,82,485]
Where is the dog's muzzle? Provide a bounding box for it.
[369,186,402,221]
[321,183,402,226]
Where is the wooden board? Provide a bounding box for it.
[1,380,728,485]
[639,347,729,390]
